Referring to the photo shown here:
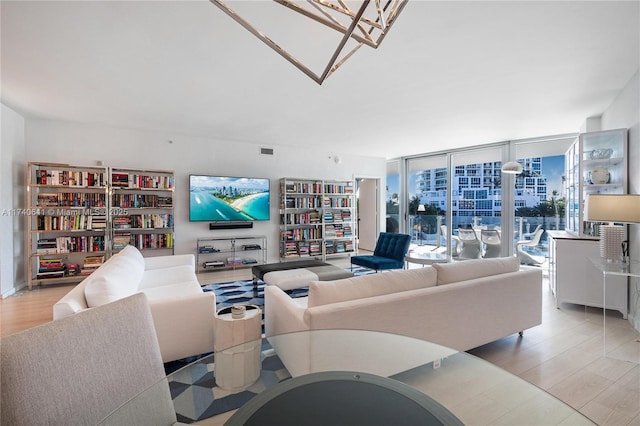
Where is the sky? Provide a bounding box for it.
[540,155,564,195]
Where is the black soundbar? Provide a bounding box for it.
[209,221,253,230]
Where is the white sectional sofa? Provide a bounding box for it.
[53,245,216,363]
[265,256,542,353]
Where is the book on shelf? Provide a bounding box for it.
[67,263,80,276]
[112,234,132,250]
[83,255,105,265]
[36,270,66,279]
[81,255,105,275]
[298,241,310,256]
[112,172,174,189]
[37,236,104,254]
[37,168,105,187]
[132,233,173,250]
[111,173,130,187]
[226,257,242,266]
[309,242,322,256]
[130,214,173,229]
[37,193,61,206]
[36,192,106,208]
[37,238,58,254]
[36,214,107,231]
[39,258,65,270]
[112,217,132,229]
[203,261,225,268]
[157,196,173,207]
[242,244,261,250]
[283,242,299,257]
[242,258,258,264]
[90,215,107,230]
[37,257,67,279]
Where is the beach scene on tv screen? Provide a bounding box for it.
[190,176,270,221]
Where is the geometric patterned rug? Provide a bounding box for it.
[201,265,375,312]
[169,340,291,423]
[201,279,308,312]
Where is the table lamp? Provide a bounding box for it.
[584,194,640,262]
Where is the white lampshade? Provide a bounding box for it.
[501,161,523,174]
[584,194,640,223]
[417,205,426,212]
[584,194,640,262]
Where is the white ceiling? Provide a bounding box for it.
[2,1,639,159]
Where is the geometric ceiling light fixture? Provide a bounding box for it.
[211,0,408,85]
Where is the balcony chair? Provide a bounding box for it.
[440,225,461,256]
[457,228,482,259]
[481,229,502,258]
[516,228,545,265]
[350,232,411,272]
[522,224,543,240]
[1,293,181,426]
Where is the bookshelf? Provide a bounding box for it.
[322,180,356,258]
[196,235,267,273]
[26,162,109,289]
[110,167,175,256]
[279,178,357,260]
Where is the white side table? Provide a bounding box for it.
[590,258,639,356]
[213,304,262,391]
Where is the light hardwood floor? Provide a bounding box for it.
[1,259,639,425]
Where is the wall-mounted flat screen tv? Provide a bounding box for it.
[189,175,270,222]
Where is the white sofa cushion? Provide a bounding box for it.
[84,253,145,308]
[433,256,519,285]
[118,245,145,270]
[138,265,200,290]
[141,280,203,301]
[307,267,437,308]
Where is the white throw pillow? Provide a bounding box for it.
[433,256,519,285]
[307,267,437,308]
[84,253,145,308]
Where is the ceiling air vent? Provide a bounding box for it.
[260,147,274,156]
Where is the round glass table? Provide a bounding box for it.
[99,330,595,425]
[405,251,450,267]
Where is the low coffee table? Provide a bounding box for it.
[252,259,353,291]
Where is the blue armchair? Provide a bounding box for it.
[350,232,412,272]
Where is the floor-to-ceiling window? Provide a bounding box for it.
[407,155,448,248]
[450,146,505,258]
[513,136,575,263]
[385,160,401,233]
[392,135,576,263]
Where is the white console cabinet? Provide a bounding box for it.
[548,231,627,318]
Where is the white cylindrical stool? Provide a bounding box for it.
[213,304,262,391]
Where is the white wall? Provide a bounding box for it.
[1,104,26,298]
[601,70,640,330]
[19,118,386,289]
